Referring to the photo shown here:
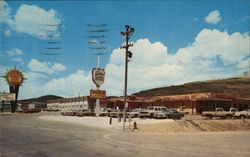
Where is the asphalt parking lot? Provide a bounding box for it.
[0,112,250,157]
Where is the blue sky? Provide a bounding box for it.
[0,0,249,99]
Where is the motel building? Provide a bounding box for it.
[47,96,95,111]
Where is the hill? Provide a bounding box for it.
[19,95,63,103]
[133,77,250,99]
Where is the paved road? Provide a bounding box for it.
[1,112,250,157]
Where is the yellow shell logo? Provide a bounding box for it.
[6,69,24,86]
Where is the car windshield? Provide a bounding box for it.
[161,108,167,111]
[169,110,177,113]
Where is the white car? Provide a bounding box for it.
[234,109,250,119]
[139,106,167,118]
[127,109,141,118]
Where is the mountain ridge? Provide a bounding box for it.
[133,77,250,99]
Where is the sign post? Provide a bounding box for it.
[3,68,24,113]
[91,68,105,117]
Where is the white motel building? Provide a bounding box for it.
[46,96,95,111]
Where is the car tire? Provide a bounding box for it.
[150,114,154,119]
[226,115,232,119]
[207,115,212,119]
[240,115,245,119]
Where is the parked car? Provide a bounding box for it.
[139,106,167,118]
[76,109,95,116]
[98,108,111,117]
[24,108,41,113]
[234,109,250,119]
[126,109,142,118]
[153,109,185,119]
[164,109,185,119]
[109,110,124,118]
[16,108,23,113]
[201,108,238,119]
[61,109,76,116]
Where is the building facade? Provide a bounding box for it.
[151,92,250,114]
[45,92,250,114]
[47,96,95,111]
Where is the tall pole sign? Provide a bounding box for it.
[3,68,25,113]
[91,67,106,117]
[87,24,108,117]
[120,25,135,131]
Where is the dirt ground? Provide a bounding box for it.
[136,116,250,133]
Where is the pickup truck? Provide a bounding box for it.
[201,107,238,119]
[234,109,250,119]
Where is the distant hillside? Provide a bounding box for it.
[133,77,250,99]
[19,95,63,103]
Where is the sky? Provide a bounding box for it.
[0,0,249,99]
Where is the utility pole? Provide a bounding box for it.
[120,25,135,132]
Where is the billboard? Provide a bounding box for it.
[90,89,106,99]
[92,68,105,88]
[0,93,16,101]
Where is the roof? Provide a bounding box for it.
[153,92,237,101]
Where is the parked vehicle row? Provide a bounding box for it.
[60,106,186,120]
[140,106,185,119]
[201,108,250,119]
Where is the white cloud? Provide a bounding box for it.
[14,29,250,99]
[19,70,93,99]
[237,58,250,69]
[173,29,249,65]
[43,70,92,97]
[7,48,23,56]
[11,57,24,65]
[28,59,66,74]
[0,2,61,39]
[13,4,61,39]
[52,63,66,72]
[205,10,221,24]
[0,1,13,25]
[0,65,9,93]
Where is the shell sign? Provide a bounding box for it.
[92,68,105,88]
[5,69,24,86]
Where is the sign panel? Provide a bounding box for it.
[6,69,24,86]
[90,89,106,99]
[92,68,105,88]
[0,93,16,101]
